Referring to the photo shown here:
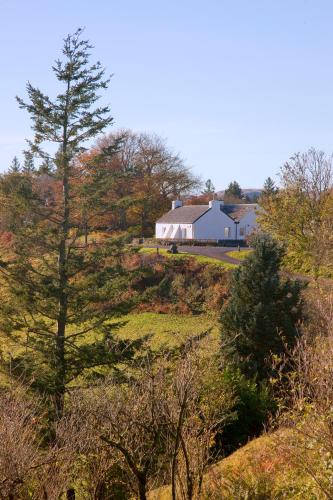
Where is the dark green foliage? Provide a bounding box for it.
[224,180,243,200]
[9,156,21,173]
[220,234,305,380]
[218,368,274,456]
[16,28,113,160]
[23,150,35,174]
[262,176,278,197]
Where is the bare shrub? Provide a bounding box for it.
[0,385,71,499]
[65,341,233,500]
[164,347,232,500]
[273,291,333,497]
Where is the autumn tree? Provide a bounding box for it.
[259,149,333,276]
[88,129,201,236]
[0,30,141,419]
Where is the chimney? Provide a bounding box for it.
[209,199,224,209]
[172,200,183,210]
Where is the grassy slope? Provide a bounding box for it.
[111,312,218,351]
[150,429,321,499]
[0,312,219,386]
[139,247,237,269]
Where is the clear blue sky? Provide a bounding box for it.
[1,0,333,189]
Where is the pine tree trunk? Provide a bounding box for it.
[55,236,67,417]
[55,125,70,418]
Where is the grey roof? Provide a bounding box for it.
[157,203,257,225]
[221,204,257,222]
[156,205,209,224]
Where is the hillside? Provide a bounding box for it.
[150,429,324,499]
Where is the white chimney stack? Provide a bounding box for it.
[209,199,224,209]
[172,200,183,210]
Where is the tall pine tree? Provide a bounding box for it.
[220,234,305,380]
[0,29,141,418]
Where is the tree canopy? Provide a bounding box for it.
[259,149,333,276]
[87,129,201,236]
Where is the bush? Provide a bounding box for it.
[215,368,275,456]
[136,256,230,314]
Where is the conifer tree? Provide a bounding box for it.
[224,181,243,202]
[220,234,304,380]
[262,176,278,197]
[202,179,215,195]
[0,29,140,418]
[23,150,35,174]
[9,156,21,173]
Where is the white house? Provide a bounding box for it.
[155,200,258,241]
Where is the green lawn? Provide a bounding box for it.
[0,312,219,387]
[111,312,219,351]
[225,249,253,261]
[140,247,237,269]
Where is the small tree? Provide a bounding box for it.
[165,347,231,500]
[224,181,243,203]
[9,156,21,173]
[220,234,305,380]
[23,150,35,174]
[262,176,278,197]
[202,179,215,196]
[259,149,333,276]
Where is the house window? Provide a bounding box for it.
[162,226,167,234]
[239,227,245,236]
[224,227,231,238]
[183,228,187,239]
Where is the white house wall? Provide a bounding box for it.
[156,223,193,239]
[237,208,258,239]
[193,207,237,240]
